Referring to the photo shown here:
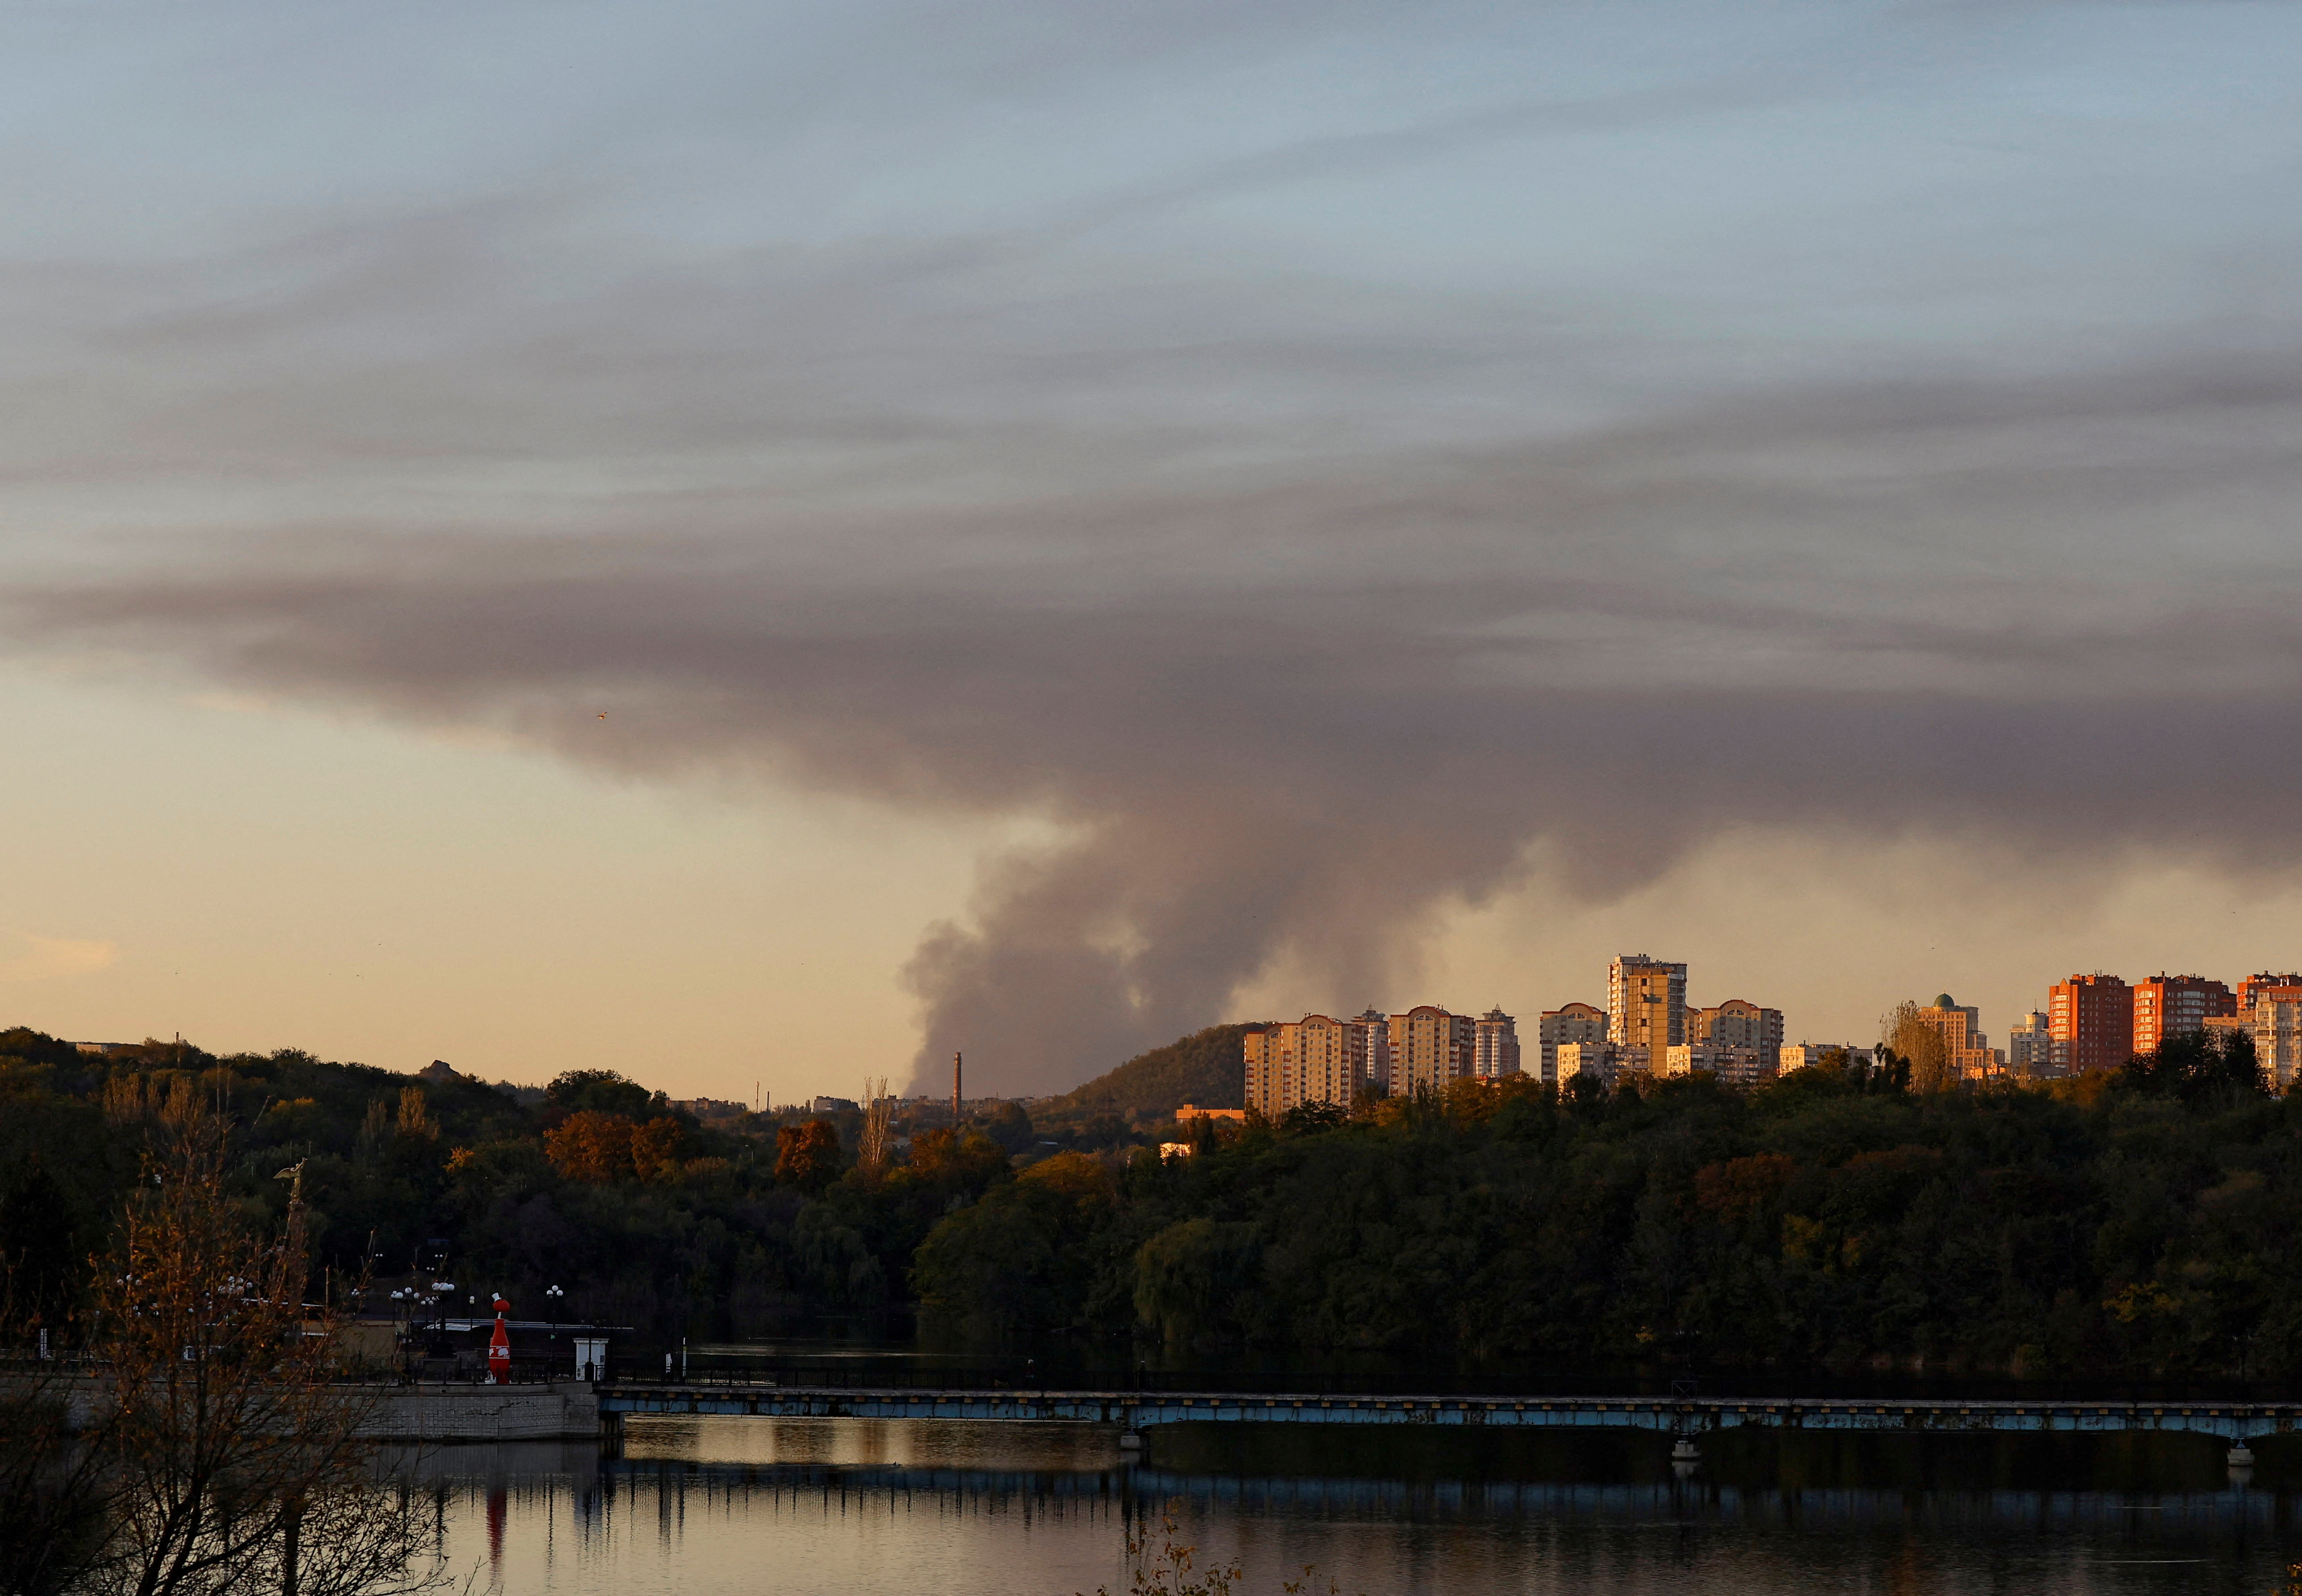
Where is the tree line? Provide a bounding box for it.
[5,1023,2298,1391]
[914,1029,2302,1375]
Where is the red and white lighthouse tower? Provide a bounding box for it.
[487,1295,512,1385]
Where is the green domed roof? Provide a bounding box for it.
[1933,993,1956,1009]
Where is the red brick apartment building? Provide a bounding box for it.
[2049,974,2131,1072]
[2131,974,2236,1057]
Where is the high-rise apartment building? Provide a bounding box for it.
[1915,995,2001,1079]
[1609,955,1686,1057]
[1537,1003,1608,1084]
[2253,994,2302,1088]
[1241,1023,1277,1112]
[1243,1014,1369,1116]
[2048,974,2132,1072]
[1689,999,1784,1058]
[2207,984,2302,1087]
[2130,974,2235,1057]
[2239,973,2302,1011]
[1473,1008,1522,1078]
[2006,1010,2055,1076]
[1352,1008,1393,1095]
[1388,1005,1478,1096]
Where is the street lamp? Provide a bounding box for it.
[545,1286,566,1383]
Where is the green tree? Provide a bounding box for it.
[1133,1218,1263,1349]
[545,1069,657,1118]
[2122,1026,2263,1106]
[910,1154,1114,1337]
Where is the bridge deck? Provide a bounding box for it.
[595,1385,2300,1441]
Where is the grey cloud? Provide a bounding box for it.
[12,334,2302,1091]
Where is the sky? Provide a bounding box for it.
[4,0,2302,1101]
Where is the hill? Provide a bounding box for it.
[1050,1023,1261,1119]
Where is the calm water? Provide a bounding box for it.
[422,1417,2302,1595]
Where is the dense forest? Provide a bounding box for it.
[3,1023,2298,1377]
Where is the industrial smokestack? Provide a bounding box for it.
[952,1051,962,1123]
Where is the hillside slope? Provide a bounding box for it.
[1052,1023,1262,1118]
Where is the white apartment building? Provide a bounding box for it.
[1473,1008,1522,1078]
[2005,1010,2055,1076]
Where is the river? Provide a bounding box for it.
[422,1416,2302,1594]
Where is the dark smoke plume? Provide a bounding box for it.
[15,335,2302,1091]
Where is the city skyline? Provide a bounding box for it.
[24,940,2302,1101]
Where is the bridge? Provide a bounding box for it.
[594,1383,2294,1464]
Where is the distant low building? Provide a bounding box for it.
[1556,1041,1627,1085]
[1663,1044,1775,1086]
[1176,1104,1247,1122]
[1158,1142,1195,1160]
[1776,1043,1874,1073]
[73,1041,136,1057]
[809,1095,858,1114]
[675,1097,751,1118]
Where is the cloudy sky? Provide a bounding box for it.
[5,0,2301,1099]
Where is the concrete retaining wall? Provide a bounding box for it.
[355,1382,599,1441]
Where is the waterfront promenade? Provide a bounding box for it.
[592,1381,2298,1455]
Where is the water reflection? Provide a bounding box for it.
[413,1418,2302,1595]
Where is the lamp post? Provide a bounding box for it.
[545,1286,565,1383]
[430,1282,456,1374]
